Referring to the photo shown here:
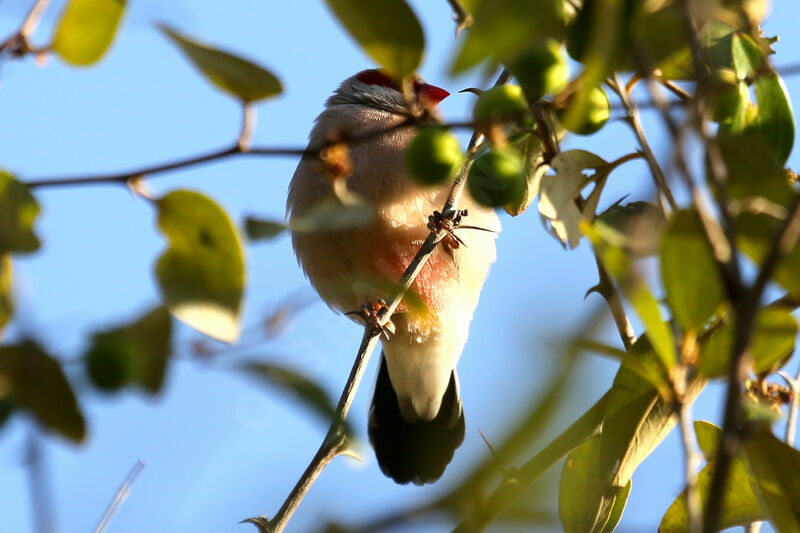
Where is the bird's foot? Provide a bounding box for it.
[427,208,497,254]
[347,299,395,339]
[428,209,469,252]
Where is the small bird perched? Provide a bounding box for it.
[287,70,499,485]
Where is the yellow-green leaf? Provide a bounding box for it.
[453,0,564,73]
[743,427,800,532]
[661,209,724,331]
[700,307,798,378]
[323,0,424,80]
[0,172,41,254]
[52,0,126,66]
[160,25,283,103]
[737,212,800,300]
[0,256,12,336]
[155,190,245,343]
[661,448,764,531]
[0,341,85,441]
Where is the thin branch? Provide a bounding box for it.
[445,0,473,36]
[26,431,54,533]
[704,192,800,533]
[24,119,478,189]
[257,329,381,533]
[238,104,256,151]
[93,460,147,533]
[589,254,636,349]
[248,70,510,533]
[0,0,51,56]
[609,73,678,216]
[786,367,800,447]
[675,361,702,533]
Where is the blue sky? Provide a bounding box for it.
[1,1,799,532]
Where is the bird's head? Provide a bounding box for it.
[326,69,449,115]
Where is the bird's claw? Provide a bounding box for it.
[348,299,395,339]
[428,209,469,251]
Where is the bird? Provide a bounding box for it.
[287,69,500,485]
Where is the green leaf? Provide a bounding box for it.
[729,34,794,164]
[504,133,549,216]
[85,306,172,394]
[596,201,665,257]
[160,25,282,103]
[694,420,721,460]
[290,196,375,233]
[0,172,41,254]
[661,449,764,530]
[700,307,798,378]
[743,426,800,532]
[539,150,607,249]
[660,209,724,331]
[589,225,677,371]
[240,361,344,428]
[715,134,794,208]
[737,212,800,300]
[600,362,689,489]
[323,0,424,79]
[452,0,564,73]
[0,341,85,441]
[155,190,245,343]
[244,216,287,241]
[52,0,126,66]
[599,479,631,533]
[579,338,672,401]
[559,435,620,533]
[0,256,12,336]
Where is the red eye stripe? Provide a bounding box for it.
[355,69,398,90]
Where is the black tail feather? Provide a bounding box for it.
[368,355,465,485]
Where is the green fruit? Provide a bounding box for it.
[509,39,569,99]
[705,69,743,123]
[86,334,135,392]
[467,148,526,207]
[406,128,464,185]
[557,85,611,135]
[473,85,529,124]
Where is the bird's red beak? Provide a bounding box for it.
[418,83,450,106]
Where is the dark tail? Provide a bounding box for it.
[368,355,465,485]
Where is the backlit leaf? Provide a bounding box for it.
[539,150,606,249]
[452,0,564,73]
[699,307,798,378]
[660,422,764,533]
[729,34,794,164]
[559,435,618,533]
[0,341,85,441]
[155,190,245,343]
[743,426,800,532]
[504,133,549,216]
[0,172,41,254]
[660,209,724,331]
[737,212,800,300]
[323,0,424,79]
[52,0,126,66]
[160,25,282,103]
